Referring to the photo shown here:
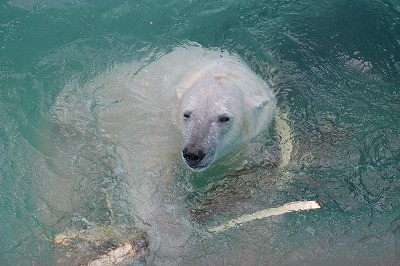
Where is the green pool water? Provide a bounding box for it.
[1,0,399,265]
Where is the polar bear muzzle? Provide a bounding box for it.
[182,147,206,169]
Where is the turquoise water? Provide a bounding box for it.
[1,0,400,265]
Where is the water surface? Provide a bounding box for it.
[1,0,399,265]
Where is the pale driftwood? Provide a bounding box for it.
[208,200,321,233]
[88,243,136,266]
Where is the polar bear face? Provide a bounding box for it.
[178,82,245,170]
[176,59,274,171]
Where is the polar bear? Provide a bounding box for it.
[176,56,276,170]
[49,43,293,264]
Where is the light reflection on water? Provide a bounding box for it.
[0,0,399,265]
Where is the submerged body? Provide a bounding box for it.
[93,44,277,257]
[50,44,285,263]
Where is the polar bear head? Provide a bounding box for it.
[175,58,276,171]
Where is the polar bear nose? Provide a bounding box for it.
[182,147,206,166]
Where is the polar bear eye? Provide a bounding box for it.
[218,116,230,123]
[183,112,191,119]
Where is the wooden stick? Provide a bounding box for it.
[88,243,137,266]
[208,200,321,233]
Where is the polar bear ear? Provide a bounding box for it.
[248,95,269,111]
